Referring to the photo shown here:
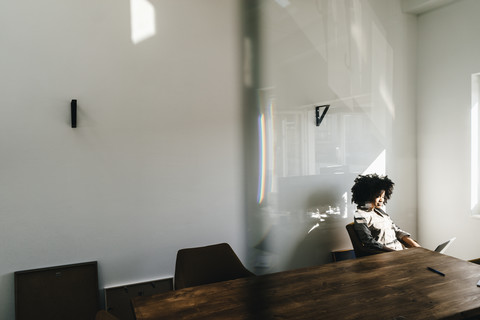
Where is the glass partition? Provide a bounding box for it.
[243,0,402,273]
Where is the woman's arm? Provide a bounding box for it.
[401,236,421,248]
[390,218,419,247]
[353,219,393,251]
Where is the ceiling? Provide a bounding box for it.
[401,0,460,14]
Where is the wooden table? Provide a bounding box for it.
[132,248,480,319]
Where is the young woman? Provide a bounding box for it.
[351,174,420,251]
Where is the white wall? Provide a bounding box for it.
[417,0,480,259]
[0,0,244,318]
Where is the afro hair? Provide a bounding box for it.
[351,174,394,206]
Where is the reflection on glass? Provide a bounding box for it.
[258,114,266,204]
[247,0,397,274]
[257,97,275,204]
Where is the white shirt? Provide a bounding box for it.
[354,206,410,251]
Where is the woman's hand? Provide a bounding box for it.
[401,236,421,248]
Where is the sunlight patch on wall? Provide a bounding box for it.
[362,149,386,176]
[471,102,478,211]
[130,0,156,44]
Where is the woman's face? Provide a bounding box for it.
[373,190,386,209]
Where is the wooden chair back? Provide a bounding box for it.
[346,222,385,258]
[174,243,254,290]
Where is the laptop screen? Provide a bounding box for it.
[434,237,456,254]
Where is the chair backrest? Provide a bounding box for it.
[346,222,384,258]
[174,243,254,290]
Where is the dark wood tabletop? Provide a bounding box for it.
[132,248,480,319]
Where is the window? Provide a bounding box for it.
[471,73,480,216]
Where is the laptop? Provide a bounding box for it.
[434,237,456,254]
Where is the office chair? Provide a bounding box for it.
[174,242,255,290]
[346,222,386,258]
[95,310,119,320]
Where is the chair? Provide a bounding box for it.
[174,242,255,290]
[95,310,119,320]
[346,222,385,258]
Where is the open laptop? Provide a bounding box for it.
[434,237,456,254]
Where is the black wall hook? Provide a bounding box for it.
[71,99,77,128]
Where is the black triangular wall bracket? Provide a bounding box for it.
[315,105,330,126]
